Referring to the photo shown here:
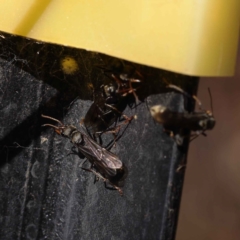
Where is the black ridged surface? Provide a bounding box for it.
[0,32,198,240]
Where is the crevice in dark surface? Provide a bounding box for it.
[17,150,32,240]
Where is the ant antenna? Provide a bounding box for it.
[208,88,214,113]
[162,78,170,86]
[167,84,203,110]
[192,95,202,111]
[41,115,64,126]
[42,124,60,130]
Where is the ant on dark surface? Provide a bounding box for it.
[150,84,215,144]
[83,72,141,139]
[42,115,127,195]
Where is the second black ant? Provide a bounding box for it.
[150,84,215,144]
[83,73,141,139]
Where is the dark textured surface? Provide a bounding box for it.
[0,32,198,240]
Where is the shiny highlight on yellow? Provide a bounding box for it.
[60,56,79,75]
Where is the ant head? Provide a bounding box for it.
[198,111,216,130]
[103,83,117,98]
[41,115,77,137]
[60,125,77,138]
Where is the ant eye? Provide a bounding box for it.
[199,120,206,129]
[109,86,115,93]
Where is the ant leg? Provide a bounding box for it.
[81,167,99,183]
[163,128,184,145]
[190,133,200,142]
[163,128,175,138]
[103,104,135,145]
[112,74,141,103]
[111,74,124,92]
[104,182,123,196]
[127,78,140,103]
[95,125,120,135]
[80,159,88,168]
[190,131,207,142]
[176,164,186,172]
[105,104,134,123]
[166,84,202,110]
[81,167,123,195]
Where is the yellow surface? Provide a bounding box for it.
[0,0,239,76]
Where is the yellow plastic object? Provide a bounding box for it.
[0,0,239,76]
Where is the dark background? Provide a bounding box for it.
[176,38,240,240]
